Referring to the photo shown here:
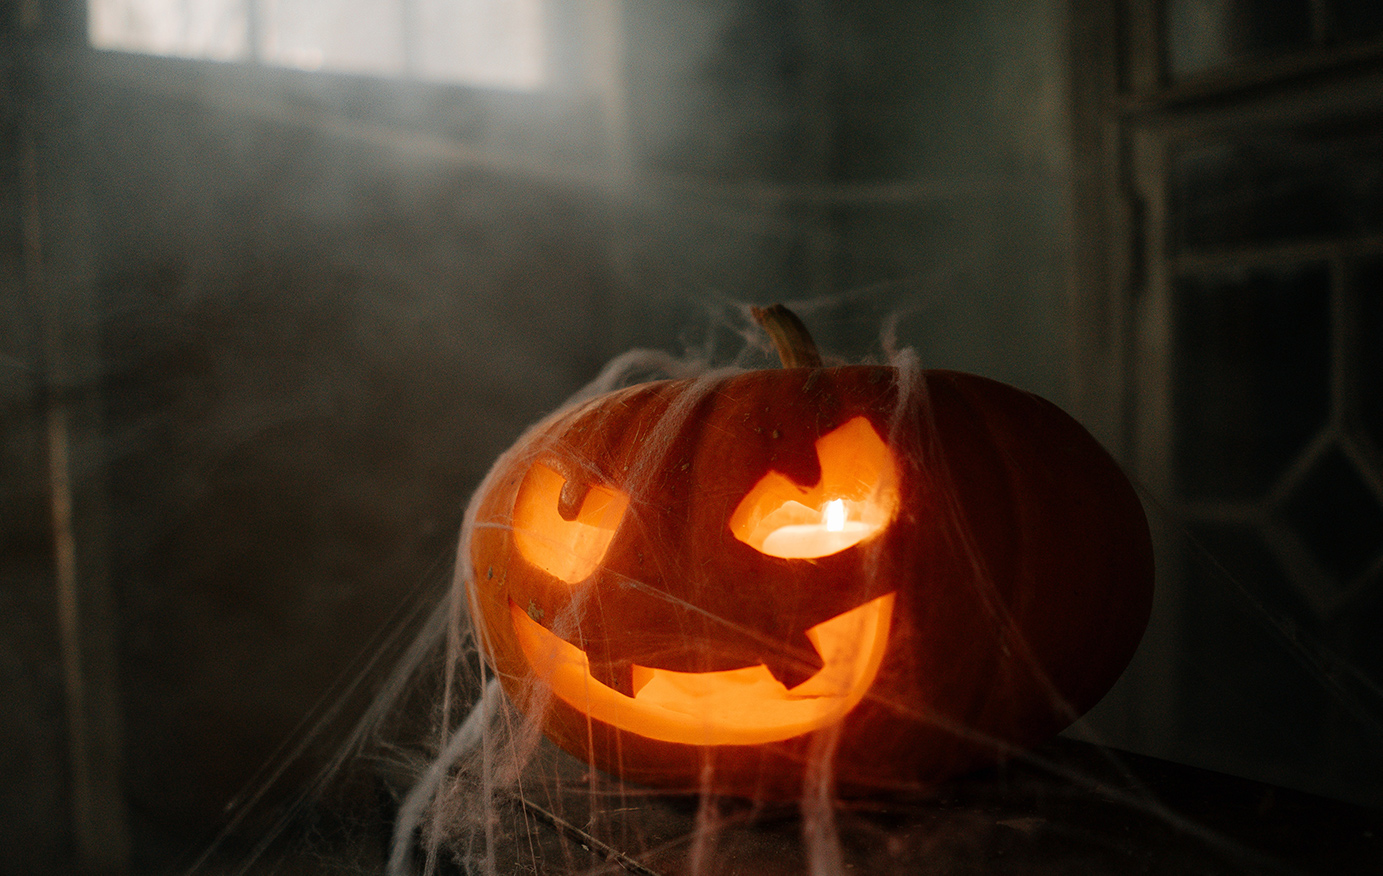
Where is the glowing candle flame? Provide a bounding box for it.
[824,499,846,532]
[731,416,898,559]
[758,498,877,559]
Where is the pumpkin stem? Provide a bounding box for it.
[751,304,823,368]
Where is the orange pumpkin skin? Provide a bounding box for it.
[464,366,1153,798]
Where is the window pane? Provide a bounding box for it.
[88,0,547,91]
[89,0,249,61]
[414,0,545,90]
[259,0,406,76]
[1172,128,1383,252]
[1178,523,1330,769]
[1281,445,1383,586]
[1165,0,1313,80]
[1327,0,1383,45]
[1174,263,1331,502]
[1358,258,1383,451]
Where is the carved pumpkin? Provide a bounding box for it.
[464,307,1153,798]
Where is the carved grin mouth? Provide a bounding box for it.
[510,593,895,747]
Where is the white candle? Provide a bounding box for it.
[761,500,874,559]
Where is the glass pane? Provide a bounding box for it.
[1174,263,1331,502]
[258,0,406,76]
[414,0,546,90]
[1172,127,1383,251]
[1280,445,1383,586]
[1166,0,1314,79]
[1327,0,1383,44]
[88,0,548,91]
[1179,523,1329,771]
[89,0,249,61]
[1359,258,1383,451]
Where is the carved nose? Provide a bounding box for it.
[587,659,636,697]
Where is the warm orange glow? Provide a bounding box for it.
[731,416,899,559]
[511,592,895,746]
[512,463,629,584]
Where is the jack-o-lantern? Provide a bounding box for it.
[464,306,1153,798]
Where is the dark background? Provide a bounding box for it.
[3,1,1381,873]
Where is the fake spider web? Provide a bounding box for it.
[183,304,1383,876]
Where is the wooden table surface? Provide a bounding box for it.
[465,736,1382,876]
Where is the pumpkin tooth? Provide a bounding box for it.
[761,636,824,690]
[588,659,636,697]
[631,664,656,696]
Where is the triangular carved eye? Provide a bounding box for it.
[512,463,629,584]
[730,417,900,559]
